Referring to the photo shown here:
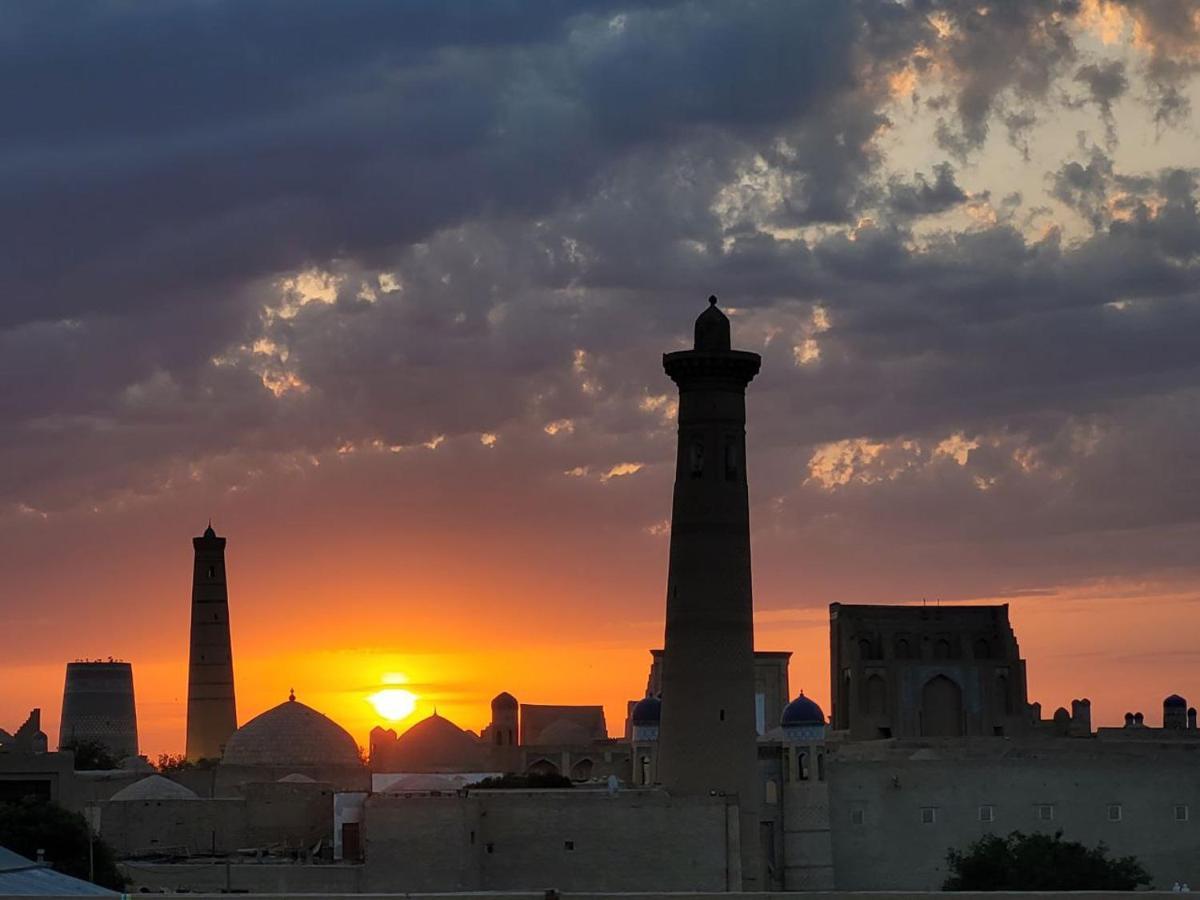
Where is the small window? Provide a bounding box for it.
[719,709,725,722]
[564,840,574,851]
[1036,804,1055,821]
[207,565,215,579]
[850,808,865,826]
[486,842,495,854]
[1107,804,1122,822]
[689,439,704,478]
[920,807,937,825]
[1175,804,1189,822]
[979,805,995,823]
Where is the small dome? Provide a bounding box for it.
[1053,706,1071,723]
[222,697,361,769]
[202,523,217,539]
[110,774,198,801]
[694,295,731,351]
[1164,694,1187,707]
[781,693,825,727]
[277,773,317,783]
[491,691,518,711]
[631,696,661,726]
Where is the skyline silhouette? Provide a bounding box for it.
[4,2,1200,758]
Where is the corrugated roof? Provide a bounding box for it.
[0,846,117,896]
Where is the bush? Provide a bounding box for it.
[944,830,1150,891]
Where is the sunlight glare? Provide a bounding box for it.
[369,687,418,721]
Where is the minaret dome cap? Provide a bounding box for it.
[694,295,731,351]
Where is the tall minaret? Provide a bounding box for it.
[657,296,762,890]
[185,524,238,761]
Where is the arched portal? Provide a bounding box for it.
[527,758,560,777]
[864,674,887,716]
[569,758,594,781]
[921,675,963,736]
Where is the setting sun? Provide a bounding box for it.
[368,687,418,722]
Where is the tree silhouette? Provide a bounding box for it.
[59,739,118,771]
[944,830,1150,891]
[0,798,125,890]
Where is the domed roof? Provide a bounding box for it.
[109,774,198,801]
[1164,694,1187,707]
[491,691,518,710]
[222,695,361,768]
[536,718,593,745]
[781,693,825,727]
[631,696,661,725]
[694,295,731,351]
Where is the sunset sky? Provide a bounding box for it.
[3,1,1200,759]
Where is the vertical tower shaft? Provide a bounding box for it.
[656,296,762,889]
[186,525,237,761]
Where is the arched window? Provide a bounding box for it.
[974,638,991,659]
[858,638,875,660]
[896,638,912,659]
[689,438,704,478]
[570,758,594,781]
[934,638,952,660]
[817,752,826,781]
[798,751,810,781]
[639,755,651,785]
[765,779,778,805]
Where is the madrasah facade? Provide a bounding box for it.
[4,298,1200,893]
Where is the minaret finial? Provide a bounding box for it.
[288,687,295,702]
[709,294,717,305]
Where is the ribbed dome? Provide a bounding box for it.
[491,691,518,710]
[222,696,360,768]
[631,696,661,725]
[781,693,825,727]
[1164,694,1187,707]
[109,774,198,801]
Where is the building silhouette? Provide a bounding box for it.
[185,524,238,761]
[58,660,138,760]
[656,296,763,888]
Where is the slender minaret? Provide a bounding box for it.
[185,524,238,761]
[656,296,762,890]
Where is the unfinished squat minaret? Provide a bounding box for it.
[186,524,237,761]
[656,296,762,890]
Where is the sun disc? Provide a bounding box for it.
[369,688,417,721]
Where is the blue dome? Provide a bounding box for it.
[631,696,661,725]
[1165,694,1187,707]
[781,693,825,727]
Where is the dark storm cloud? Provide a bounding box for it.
[885,163,969,218]
[3,0,1200,605]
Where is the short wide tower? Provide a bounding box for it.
[656,296,762,888]
[185,524,238,761]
